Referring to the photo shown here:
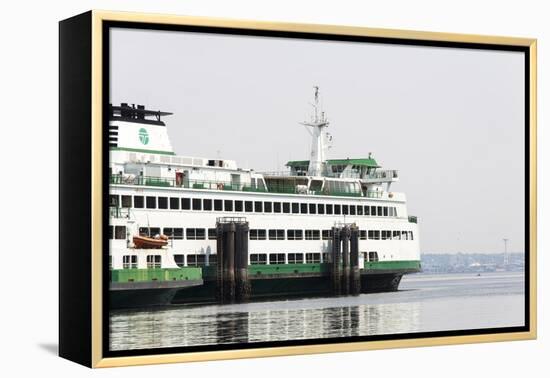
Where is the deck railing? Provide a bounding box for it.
[110,174,385,199]
[261,169,399,180]
[110,174,259,191]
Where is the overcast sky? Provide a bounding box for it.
[110,28,525,254]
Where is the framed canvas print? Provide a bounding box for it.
[59,10,537,368]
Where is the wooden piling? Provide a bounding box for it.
[216,218,249,304]
[216,223,224,302]
[224,223,236,303]
[331,226,341,295]
[235,222,251,302]
[350,226,361,295]
[341,226,351,295]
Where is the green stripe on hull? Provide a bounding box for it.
[110,267,202,283]
[245,261,420,275]
[110,261,421,285]
[203,261,420,279]
[248,263,330,276]
[364,260,421,271]
[201,263,330,279]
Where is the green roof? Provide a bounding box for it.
[286,160,310,167]
[286,158,379,168]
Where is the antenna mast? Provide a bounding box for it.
[300,86,330,177]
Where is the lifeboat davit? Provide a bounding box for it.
[133,234,168,249]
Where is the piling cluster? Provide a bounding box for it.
[216,219,251,303]
[331,225,361,295]
[215,219,361,304]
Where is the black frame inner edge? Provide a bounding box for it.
[101,20,531,358]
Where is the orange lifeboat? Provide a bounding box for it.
[133,234,168,249]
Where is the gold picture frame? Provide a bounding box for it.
[59,10,537,368]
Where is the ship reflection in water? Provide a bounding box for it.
[110,272,524,351]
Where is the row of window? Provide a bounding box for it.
[249,251,380,264]
[119,254,211,269]
[122,255,161,269]
[252,229,414,241]
[109,194,398,217]
[250,252,323,264]
[174,254,216,267]
[116,251,380,269]
[110,226,414,241]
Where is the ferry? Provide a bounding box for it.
[108,88,421,308]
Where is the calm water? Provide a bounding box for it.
[109,271,525,351]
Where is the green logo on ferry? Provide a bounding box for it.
[138,128,149,145]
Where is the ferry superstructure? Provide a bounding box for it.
[108,88,421,308]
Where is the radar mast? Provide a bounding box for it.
[300,86,331,176]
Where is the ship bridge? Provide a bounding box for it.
[286,157,397,182]
[255,155,400,197]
